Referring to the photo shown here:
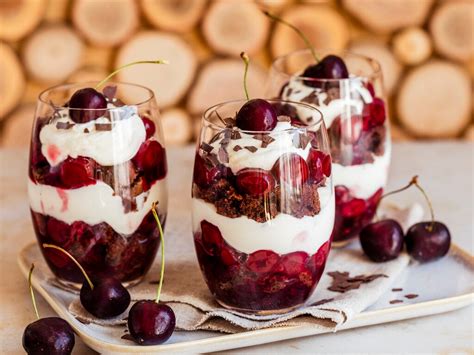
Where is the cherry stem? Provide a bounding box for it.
[240,52,250,101]
[381,175,435,231]
[28,264,40,320]
[263,11,319,63]
[94,60,169,90]
[151,202,165,304]
[42,244,94,290]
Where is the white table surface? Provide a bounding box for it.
[1,142,473,354]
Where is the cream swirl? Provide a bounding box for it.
[40,105,146,167]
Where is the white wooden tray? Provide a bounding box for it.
[18,242,473,354]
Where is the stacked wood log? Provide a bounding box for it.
[1,0,473,147]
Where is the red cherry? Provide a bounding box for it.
[235,168,276,196]
[46,218,71,245]
[341,198,366,217]
[128,301,175,345]
[142,116,156,139]
[307,241,330,273]
[200,220,223,256]
[272,153,309,186]
[307,149,331,183]
[235,99,278,131]
[363,98,386,130]
[220,247,239,266]
[132,140,167,179]
[280,251,309,275]
[69,88,107,123]
[247,250,279,273]
[193,153,222,188]
[366,82,375,97]
[59,157,96,189]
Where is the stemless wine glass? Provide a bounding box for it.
[267,49,391,246]
[28,82,168,287]
[191,99,334,314]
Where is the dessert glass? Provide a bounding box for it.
[192,99,334,314]
[267,49,391,246]
[28,82,168,287]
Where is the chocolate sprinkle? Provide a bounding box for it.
[103,85,117,101]
[390,300,403,304]
[301,91,318,104]
[121,334,135,341]
[310,298,334,307]
[200,142,214,153]
[392,288,403,292]
[405,294,419,299]
[233,145,243,152]
[56,121,74,130]
[218,147,229,163]
[244,146,257,153]
[95,123,112,131]
[327,271,388,293]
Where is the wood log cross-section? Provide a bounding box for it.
[72,0,139,47]
[202,1,270,57]
[397,61,471,138]
[141,0,207,34]
[1,104,36,148]
[0,0,45,41]
[116,31,197,108]
[0,43,25,120]
[22,25,85,84]
[392,27,432,66]
[160,108,193,146]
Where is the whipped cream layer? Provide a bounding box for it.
[40,105,146,167]
[333,142,391,199]
[209,121,311,174]
[192,185,334,255]
[281,76,373,128]
[28,178,167,235]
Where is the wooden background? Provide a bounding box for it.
[0,0,473,148]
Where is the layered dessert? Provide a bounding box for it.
[192,99,334,312]
[278,63,390,243]
[28,84,167,284]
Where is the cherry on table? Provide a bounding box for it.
[69,88,107,123]
[405,222,451,262]
[360,219,404,262]
[235,99,278,132]
[23,317,75,355]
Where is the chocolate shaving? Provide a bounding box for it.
[298,133,311,150]
[113,98,126,107]
[220,137,230,147]
[56,121,74,130]
[223,117,235,127]
[244,146,257,153]
[75,317,91,325]
[301,91,318,104]
[310,298,334,307]
[231,130,241,140]
[121,334,135,341]
[200,142,213,153]
[390,300,403,304]
[103,85,117,101]
[306,116,314,123]
[233,145,243,152]
[95,123,112,131]
[392,288,403,292]
[277,115,291,122]
[327,271,388,293]
[285,87,293,97]
[149,279,161,285]
[84,128,90,133]
[205,152,219,166]
[323,87,340,105]
[261,135,275,148]
[404,294,418,299]
[218,147,229,163]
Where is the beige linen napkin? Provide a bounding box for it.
[65,203,423,333]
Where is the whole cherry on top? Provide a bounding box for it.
[127,202,176,345]
[42,244,131,319]
[263,11,349,84]
[23,264,75,355]
[235,52,277,132]
[68,60,168,123]
[360,176,451,263]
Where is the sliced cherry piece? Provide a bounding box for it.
[302,55,349,87]
[360,219,404,262]
[307,241,330,273]
[280,251,309,275]
[341,198,366,217]
[59,157,96,189]
[405,222,450,262]
[23,317,75,355]
[363,97,386,130]
[69,88,107,123]
[307,149,331,183]
[141,116,156,139]
[193,153,222,188]
[46,218,71,245]
[132,140,167,179]
[236,168,276,196]
[272,153,309,186]
[128,300,176,345]
[220,247,239,266]
[247,250,279,273]
[80,276,131,318]
[200,220,223,256]
[235,99,277,131]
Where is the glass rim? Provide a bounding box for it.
[38,81,155,110]
[271,48,383,83]
[202,98,325,134]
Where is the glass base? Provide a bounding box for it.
[216,299,304,315]
[331,237,357,248]
[55,275,144,291]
